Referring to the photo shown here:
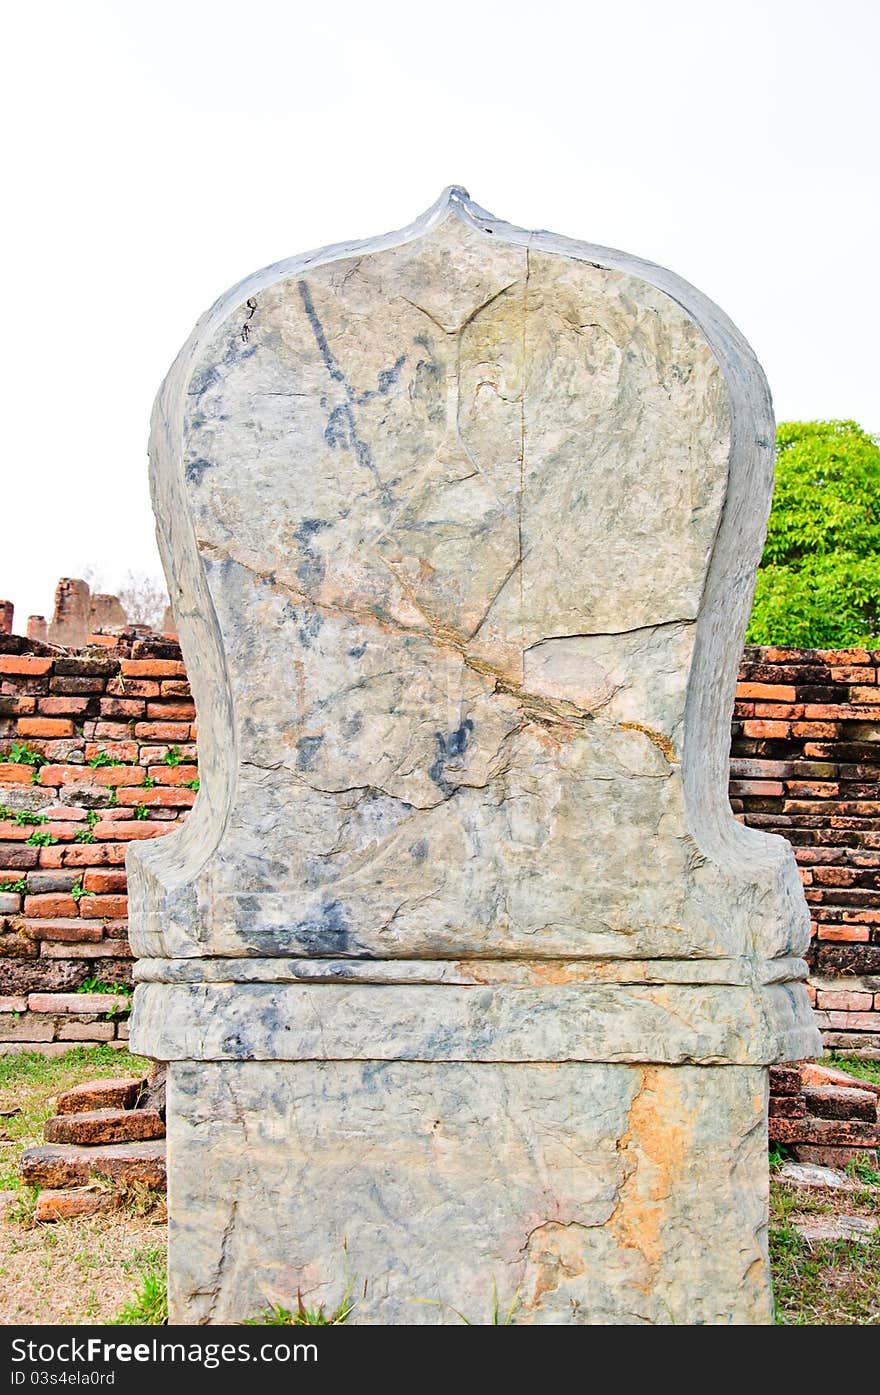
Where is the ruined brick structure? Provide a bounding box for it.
[0,635,877,1056]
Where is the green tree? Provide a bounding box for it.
[746,420,880,647]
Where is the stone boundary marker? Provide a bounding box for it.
[130,188,819,1323]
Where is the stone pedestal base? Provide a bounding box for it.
[166,1061,771,1325]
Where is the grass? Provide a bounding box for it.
[110,1245,168,1324]
[827,1054,880,1089]
[769,1175,880,1324]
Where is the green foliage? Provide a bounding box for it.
[246,1284,356,1326]
[5,742,48,769]
[747,421,880,647]
[142,775,156,789]
[89,752,123,768]
[186,777,200,792]
[768,1143,790,1170]
[827,1053,880,1089]
[73,829,97,844]
[111,1247,167,1325]
[0,806,46,826]
[845,1154,880,1188]
[78,978,131,996]
[162,745,183,767]
[133,805,149,820]
[86,810,99,827]
[25,829,56,847]
[0,878,27,895]
[70,876,94,903]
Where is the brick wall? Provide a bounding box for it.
[732,646,880,1059]
[1,637,878,1058]
[0,634,195,1053]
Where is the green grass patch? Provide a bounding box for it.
[110,1245,168,1325]
[827,1054,880,1089]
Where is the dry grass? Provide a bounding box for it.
[0,1045,167,1325]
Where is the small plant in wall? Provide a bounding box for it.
[89,751,124,768]
[70,876,95,904]
[133,805,150,820]
[142,774,156,789]
[185,777,200,792]
[162,745,183,767]
[5,742,48,769]
[25,829,56,847]
[0,878,27,895]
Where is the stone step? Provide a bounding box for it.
[769,1115,880,1148]
[34,1187,110,1222]
[44,1107,165,1146]
[769,1110,880,1143]
[803,1084,878,1123]
[20,1140,166,1190]
[55,1076,146,1114]
[800,1061,880,1097]
[793,1143,879,1169]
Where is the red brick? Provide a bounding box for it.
[850,686,880,704]
[151,765,199,785]
[93,767,145,787]
[91,821,174,840]
[133,722,191,740]
[117,786,195,808]
[816,989,874,1011]
[17,717,74,738]
[37,764,95,787]
[80,895,128,919]
[815,648,870,664]
[160,680,191,697]
[0,657,52,676]
[82,870,127,894]
[804,703,880,720]
[20,918,103,942]
[41,939,130,959]
[37,698,91,717]
[145,701,196,721]
[93,721,134,740]
[120,659,186,678]
[829,667,876,683]
[84,742,138,764]
[818,925,870,942]
[791,722,838,738]
[728,779,784,796]
[0,764,35,785]
[105,677,159,698]
[753,703,804,719]
[23,893,78,918]
[99,698,145,719]
[741,720,790,738]
[786,782,839,798]
[735,682,797,701]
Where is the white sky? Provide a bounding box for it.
[2,0,877,625]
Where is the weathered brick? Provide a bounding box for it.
[99,698,146,719]
[28,991,128,1014]
[816,988,874,1011]
[152,764,198,785]
[106,676,159,698]
[17,718,75,739]
[23,894,78,918]
[56,1076,146,1112]
[0,657,52,676]
[84,742,138,765]
[145,701,196,721]
[82,870,127,894]
[133,721,191,741]
[41,940,132,959]
[741,720,790,738]
[93,767,144,788]
[0,764,36,785]
[80,895,128,919]
[120,659,185,678]
[735,682,797,701]
[21,918,103,943]
[117,786,195,809]
[37,698,92,717]
[91,820,172,840]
